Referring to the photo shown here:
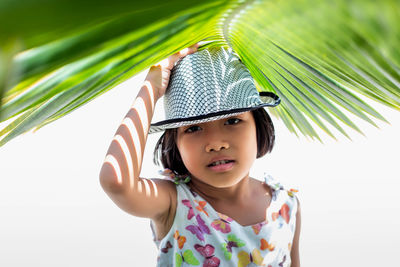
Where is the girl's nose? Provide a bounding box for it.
[205,139,230,152]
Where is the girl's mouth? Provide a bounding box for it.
[207,160,235,172]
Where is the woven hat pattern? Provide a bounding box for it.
[166,47,261,117]
[149,46,280,133]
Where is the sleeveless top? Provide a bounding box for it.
[150,172,298,267]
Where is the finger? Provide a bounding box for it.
[152,58,168,69]
[166,50,188,68]
[165,56,180,69]
[180,43,199,56]
[190,43,200,51]
[165,43,200,68]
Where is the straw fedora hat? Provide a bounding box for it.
[149,46,280,133]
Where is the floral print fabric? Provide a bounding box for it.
[150,173,298,267]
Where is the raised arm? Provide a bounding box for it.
[99,44,199,221]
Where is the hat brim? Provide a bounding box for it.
[149,92,280,134]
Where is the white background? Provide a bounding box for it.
[1,69,399,266]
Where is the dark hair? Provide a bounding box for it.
[153,108,275,175]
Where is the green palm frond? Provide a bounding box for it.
[230,0,400,140]
[1,0,399,146]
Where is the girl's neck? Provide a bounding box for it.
[187,174,256,206]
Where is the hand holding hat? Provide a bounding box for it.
[145,43,200,102]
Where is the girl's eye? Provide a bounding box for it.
[184,125,201,133]
[225,118,241,125]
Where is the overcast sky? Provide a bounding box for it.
[1,69,399,267]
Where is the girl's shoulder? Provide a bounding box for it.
[159,168,191,185]
[262,173,299,200]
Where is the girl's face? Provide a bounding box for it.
[176,111,258,188]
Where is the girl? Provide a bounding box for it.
[99,43,301,266]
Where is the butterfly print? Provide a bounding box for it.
[271,203,290,224]
[185,214,211,242]
[251,222,267,235]
[195,200,209,217]
[156,174,296,266]
[237,248,265,267]
[221,234,245,260]
[211,213,233,233]
[260,238,275,251]
[182,199,195,220]
[173,230,187,249]
[279,255,286,267]
[189,187,198,197]
[175,250,200,267]
[287,188,298,198]
[159,168,174,178]
[161,241,173,253]
[194,244,220,267]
